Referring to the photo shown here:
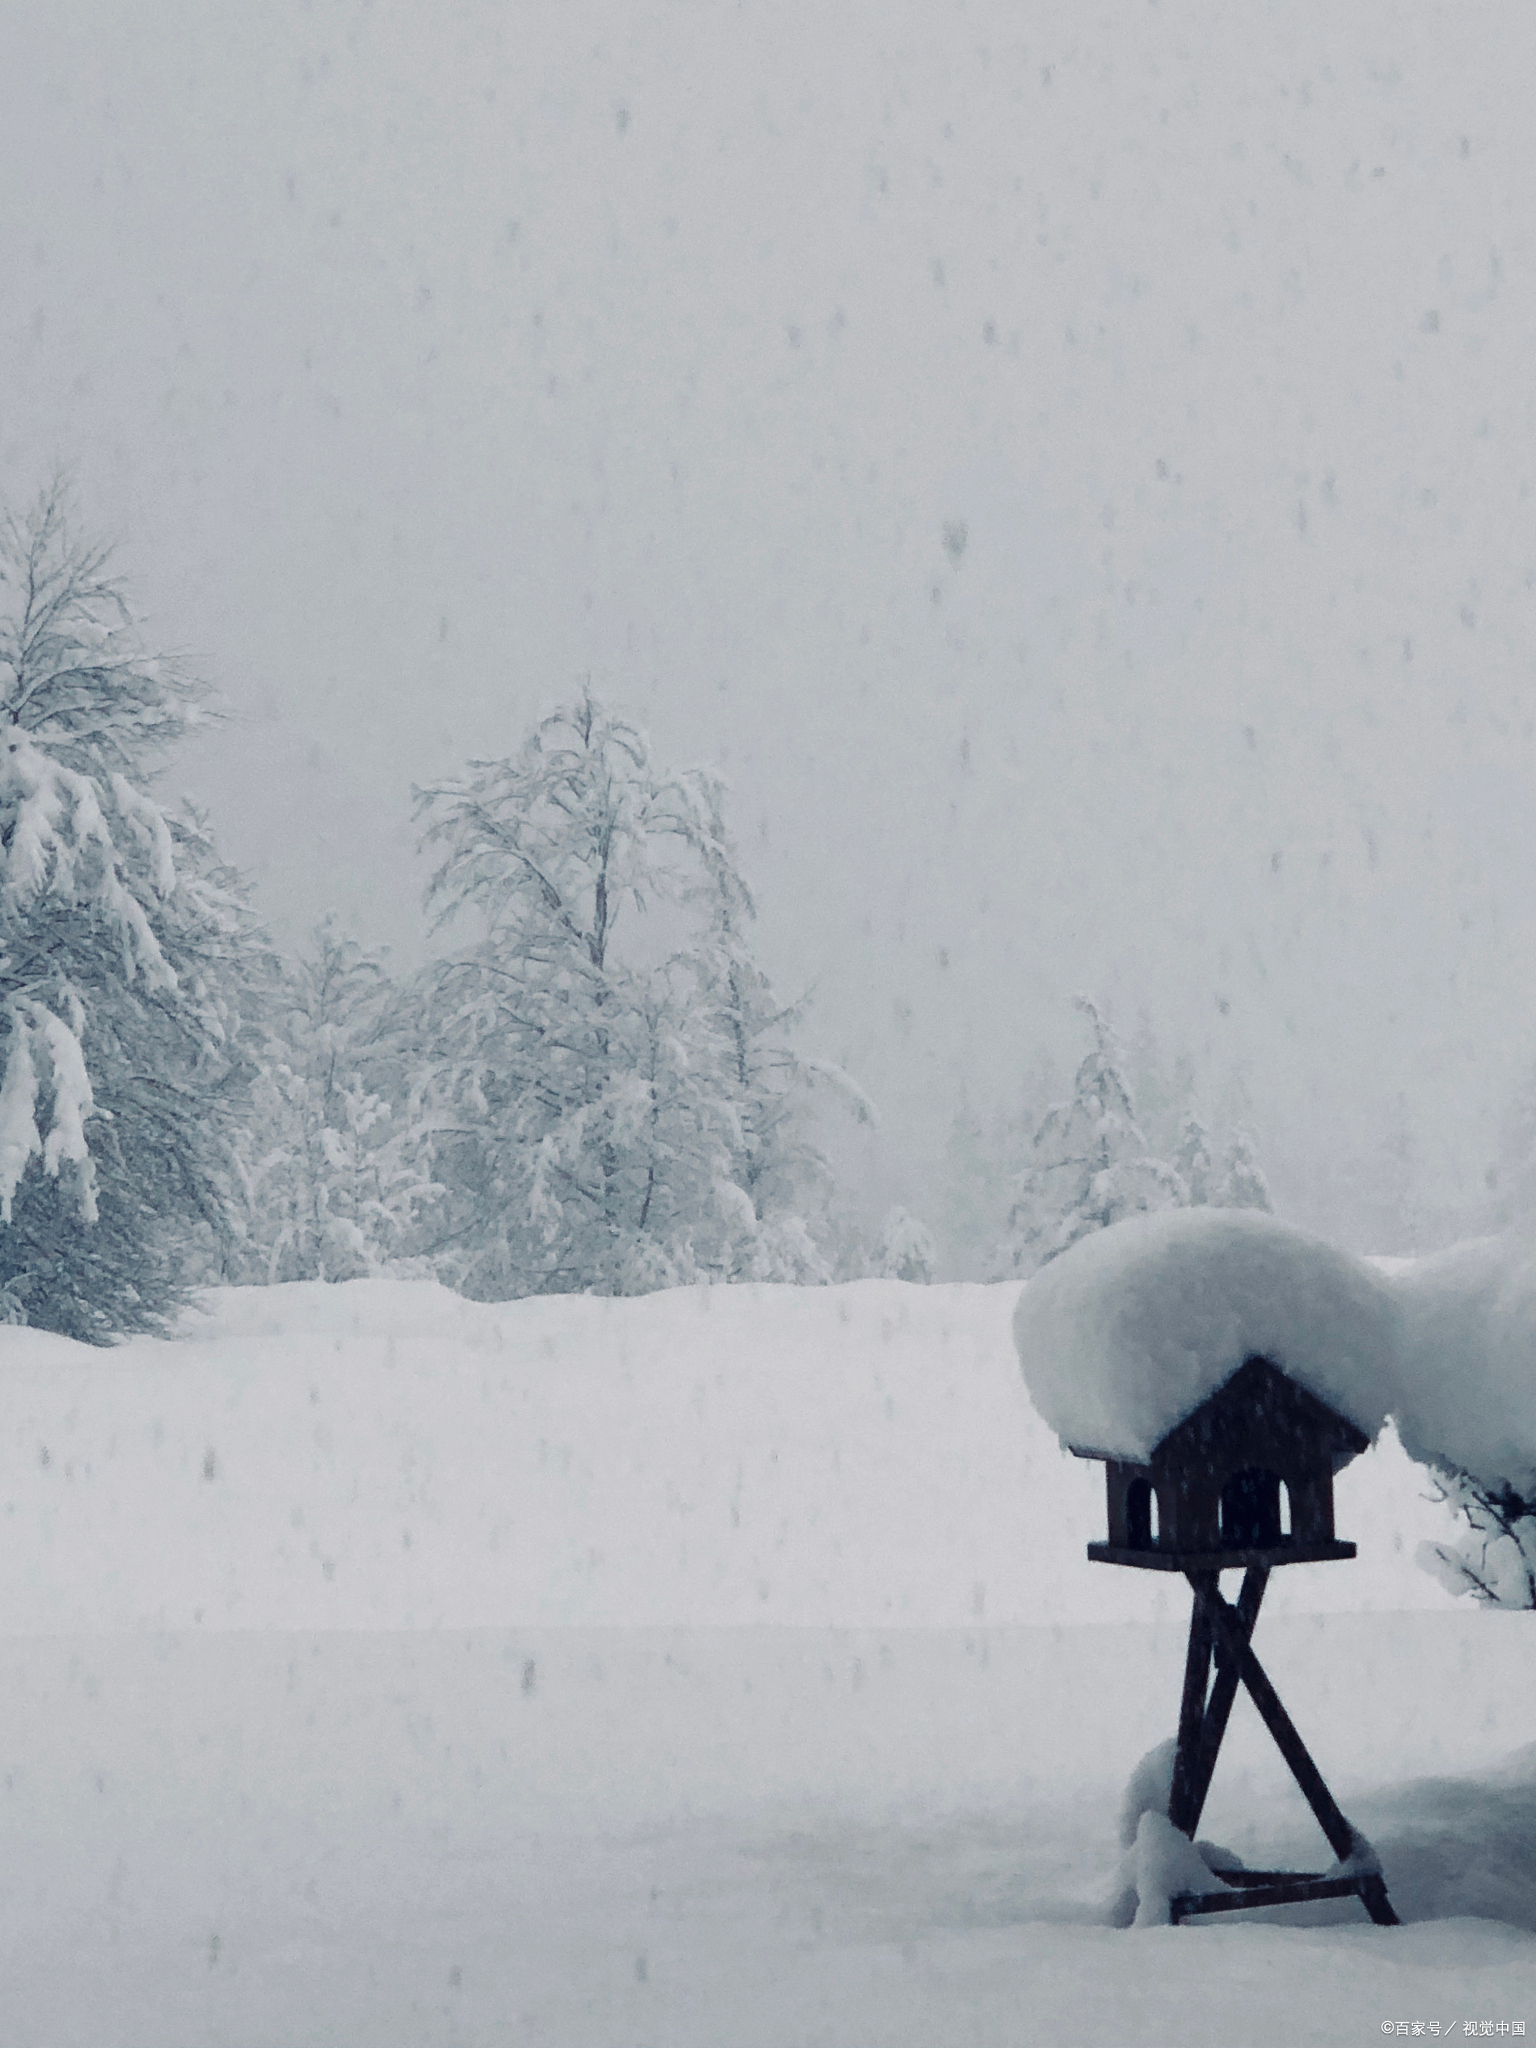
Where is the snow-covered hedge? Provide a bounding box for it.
[1389,1230,1536,1500]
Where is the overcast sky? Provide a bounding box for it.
[5,2,1536,1251]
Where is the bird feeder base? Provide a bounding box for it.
[1170,1870,1396,1924]
[1157,1565,1398,1929]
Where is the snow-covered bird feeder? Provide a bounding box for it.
[1014,1208,1402,1928]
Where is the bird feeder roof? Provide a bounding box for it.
[1013,1209,1398,1465]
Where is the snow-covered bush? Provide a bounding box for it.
[1417,1472,1536,1609]
[0,483,265,1337]
[236,920,437,1284]
[1388,1229,1536,1610]
[412,688,861,1299]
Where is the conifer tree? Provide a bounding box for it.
[998,997,1186,1275]
[1487,1056,1536,1225]
[938,1097,1001,1280]
[1174,1110,1214,1206]
[872,1206,936,1282]
[1214,1128,1271,1211]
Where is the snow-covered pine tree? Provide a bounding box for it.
[1127,1011,1173,1143]
[1486,1056,1536,1226]
[997,997,1187,1276]
[1214,1128,1271,1211]
[412,688,852,1298]
[1174,1110,1213,1206]
[0,483,266,1338]
[239,919,436,1283]
[947,1053,1063,1281]
[940,1079,1044,1281]
[871,1206,936,1282]
[935,1106,986,1281]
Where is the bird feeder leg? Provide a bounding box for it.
[1179,1566,1268,1838]
[1192,1577,1400,1928]
[1167,1574,1214,1836]
[1194,1579,1352,1858]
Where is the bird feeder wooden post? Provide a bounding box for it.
[1074,1352,1399,1928]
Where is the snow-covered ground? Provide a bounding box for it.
[0,1276,1467,1631]
[1,1278,1532,2044]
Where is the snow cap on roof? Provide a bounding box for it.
[1013,1207,1399,1464]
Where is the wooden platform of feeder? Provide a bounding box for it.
[1088,1539,1357,1571]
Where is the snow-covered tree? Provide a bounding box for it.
[1214,1128,1271,1211]
[941,1061,1061,1281]
[871,1206,935,1282]
[938,1097,1000,1278]
[1173,1110,1214,1206]
[996,997,1186,1276]
[1482,1059,1536,1231]
[238,920,436,1283]
[1417,1471,1536,1610]
[0,483,265,1338]
[681,767,861,1278]
[412,688,858,1299]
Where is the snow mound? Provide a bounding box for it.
[1012,1208,1399,1462]
[1388,1229,1536,1497]
[183,1275,490,1346]
[1120,1811,1234,1927]
[1117,1735,1176,1849]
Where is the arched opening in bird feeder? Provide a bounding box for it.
[1125,1477,1160,1548]
[1218,1466,1284,1549]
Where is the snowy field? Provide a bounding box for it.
[2,1278,1532,2044]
